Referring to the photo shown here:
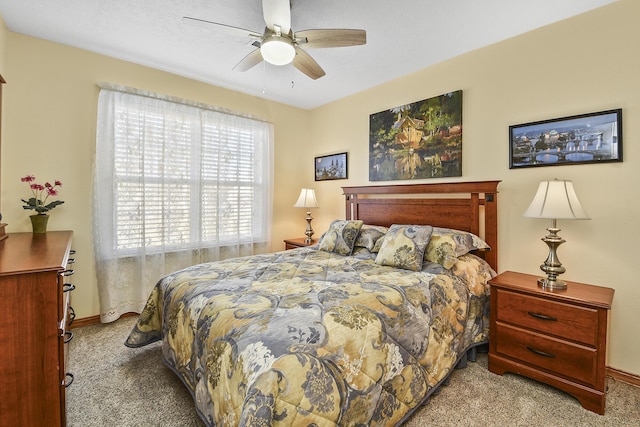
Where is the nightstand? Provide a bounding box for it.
[488,271,614,415]
[284,238,317,250]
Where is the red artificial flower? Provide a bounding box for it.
[21,175,64,214]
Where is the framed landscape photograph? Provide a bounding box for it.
[369,90,462,181]
[315,152,348,181]
[509,109,622,169]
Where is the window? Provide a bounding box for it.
[94,86,273,322]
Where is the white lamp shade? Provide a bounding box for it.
[294,188,319,208]
[261,37,295,66]
[523,179,590,220]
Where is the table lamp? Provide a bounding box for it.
[294,188,319,243]
[523,179,590,290]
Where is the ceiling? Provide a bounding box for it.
[0,0,617,110]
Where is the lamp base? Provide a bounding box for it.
[538,222,568,290]
[303,210,314,244]
[537,277,567,290]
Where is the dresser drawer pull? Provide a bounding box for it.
[527,311,557,321]
[67,258,76,264]
[526,346,556,358]
[63,373,74,388]
[59,269,75,277]
[63,283,76,292]
[64,330,74,344]
[68,306,76,325]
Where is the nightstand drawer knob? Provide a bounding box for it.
[526,346,556,358]
[527,311,557,321]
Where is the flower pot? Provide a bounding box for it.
[30,214,49,234]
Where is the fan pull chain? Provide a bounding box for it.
[290,63,295,88]
[262,61,267,95]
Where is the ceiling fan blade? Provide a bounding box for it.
[233,49,264,72]
[295,29,366,48]
[292,46,325,80]
[262,0,291,34]
[182,17,261,39]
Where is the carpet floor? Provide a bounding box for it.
[67,316,640,426]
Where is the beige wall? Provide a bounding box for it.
[0,15,6,75]
[0,14,7,207]
[1,0,638,376]
[307,0,639,376]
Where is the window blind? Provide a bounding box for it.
[98,91,272,255]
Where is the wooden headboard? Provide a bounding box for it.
[342,181,500,271]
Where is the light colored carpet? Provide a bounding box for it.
[67,316,640,426]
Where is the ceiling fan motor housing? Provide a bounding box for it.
[260,27,295,65]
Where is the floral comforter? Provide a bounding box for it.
[125,247,495,426]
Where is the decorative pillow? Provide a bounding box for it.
[375,224,433,271]
[372,236,385,253]
[424,227,490,269]
[354,224,388,252]
[318,220,364,255]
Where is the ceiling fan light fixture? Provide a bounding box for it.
[260,35,295,66]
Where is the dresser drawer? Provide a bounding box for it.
[495,288,598,346]
[60,292,74,373]
[495,323,598,388]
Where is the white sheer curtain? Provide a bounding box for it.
[94,85,273,323]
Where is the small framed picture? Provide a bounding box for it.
[509,109,622,169]
[315,152,348,181]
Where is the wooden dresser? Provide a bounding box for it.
[488,271,614,414]
[0,231,75,426]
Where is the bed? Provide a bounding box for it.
[126,180,500,426]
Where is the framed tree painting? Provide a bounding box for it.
[369,90,462,181]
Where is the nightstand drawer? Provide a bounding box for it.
[495,288,598,346]
[495,323,598,388]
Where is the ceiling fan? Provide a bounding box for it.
[183,0,366,80]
